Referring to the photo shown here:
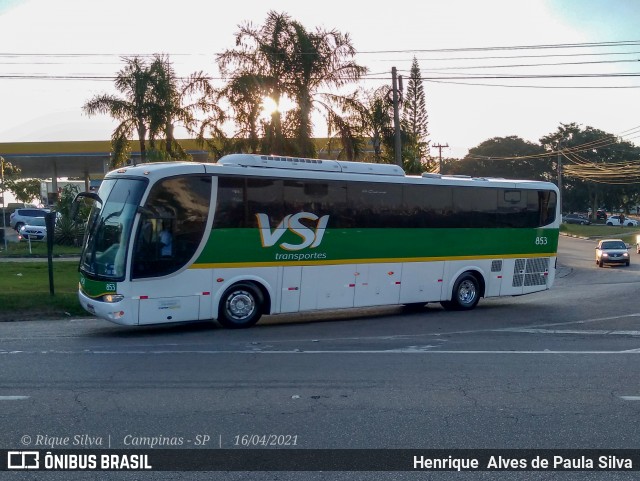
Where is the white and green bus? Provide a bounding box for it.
[74,154,559,328]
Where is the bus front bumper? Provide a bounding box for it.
[78,290,138,326]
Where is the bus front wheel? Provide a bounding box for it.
[218,283,263,329]
[441,273,480,311]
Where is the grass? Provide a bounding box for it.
[0,240,82,258]
[560,223,639,245]
[0,261,87,321]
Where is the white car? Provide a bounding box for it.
[595,238,630,267]
[18,217,47,241]
[606,215,639,227]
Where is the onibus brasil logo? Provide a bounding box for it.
[256,213,329,260]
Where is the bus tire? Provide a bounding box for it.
[442,273,480,311]
[218,283,263,329]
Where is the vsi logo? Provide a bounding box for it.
[256,213,329,251]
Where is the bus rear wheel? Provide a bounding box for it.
[218,283,263,329]
[441,273,480,311]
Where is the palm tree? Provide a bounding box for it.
[83,56,154,166]
[285,21,367,158]
[148,54,216,160]
[217,11,367,159]
[219,73,266,154]
[217,11,293,155]
[361,87,395,163]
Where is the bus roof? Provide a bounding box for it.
[104,155,558,192]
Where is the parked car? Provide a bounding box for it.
[562,213,591,225]
[606,215,639,227]
[596,209,607,220]
[18,217,47,241]
[595,238,630,267]
[9,207,49,231]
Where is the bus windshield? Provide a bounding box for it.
[80,178,147,280]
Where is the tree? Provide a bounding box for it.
[217,12,292,155]
[285,18,367,158]
[54,184,86,246]
[147,54,216,160]
[360,87,395,163]
[402,57,430,173]
[5,179,41,204]
[449,136,551,180]
[217,11,367,159]
[540,123,640,214]
[83,57,155,167]
[1,157,41,204]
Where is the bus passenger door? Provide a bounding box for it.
[299,265,356,311]
[280,266,302,313]
[399,261,444,304]
[354,263,402,307]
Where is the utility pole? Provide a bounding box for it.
[433,143,449,173]
[391,67,403,167]
[557,143,563,215]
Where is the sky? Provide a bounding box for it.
[1,0,640,159]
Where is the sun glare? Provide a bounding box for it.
[260,96,295,119]
[261,97,279,116]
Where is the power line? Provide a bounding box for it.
[356,40,640,54]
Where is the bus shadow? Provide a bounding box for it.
[82,301,516,339]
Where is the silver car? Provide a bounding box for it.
[595,238,630,267]
[9,207,49,231]
[18,217,47,241]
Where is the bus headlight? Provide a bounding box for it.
[103,294,125,303]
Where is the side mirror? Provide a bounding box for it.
[71,192,102,221]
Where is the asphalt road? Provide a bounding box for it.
[2,235,640,480]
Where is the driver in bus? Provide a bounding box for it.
[159,221,173,257]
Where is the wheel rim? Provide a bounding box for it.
[457,280,477,306]
[226,290,255,320]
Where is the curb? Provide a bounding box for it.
[559,233,591,240]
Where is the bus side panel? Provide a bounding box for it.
[484,260,504,298]
[354,263,402,307]
[398,261,444,304]
[138,295,200,325]
[500,259,525,296]
[280,266,302,313]
[299,265,356,311]
[133,269,214,325]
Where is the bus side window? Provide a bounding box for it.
[132,175,211,279]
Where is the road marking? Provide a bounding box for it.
[619,396,640,401]
[496,328,640,336]
[0,396,29,400]
[2,349,640,355]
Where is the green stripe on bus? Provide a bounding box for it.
[193,227,559,266]
[79,273,117,298]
